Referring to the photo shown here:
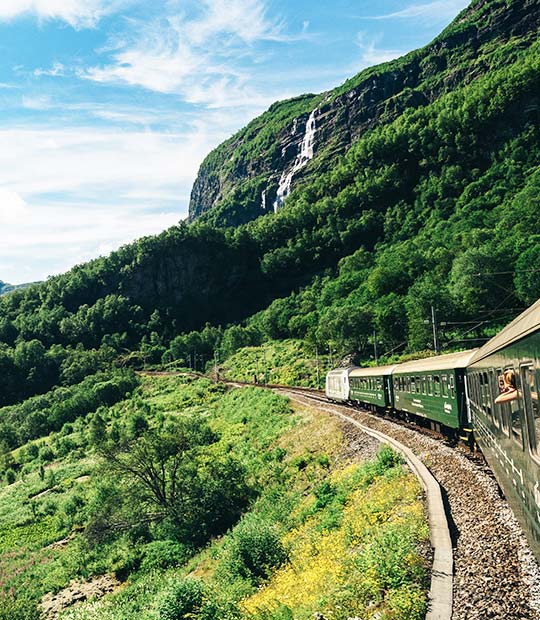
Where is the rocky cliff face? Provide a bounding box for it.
[188,0,540,225]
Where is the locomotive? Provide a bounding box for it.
[326,299,540,560]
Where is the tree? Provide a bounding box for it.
[88,416,251,545]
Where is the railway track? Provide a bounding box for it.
[273,386,540,620]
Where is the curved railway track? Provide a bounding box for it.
[141,373,540,617]
[273,386,540,620]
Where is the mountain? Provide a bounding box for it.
[189,0,540,226]
[0,280,38,296]
[0,0,539,410]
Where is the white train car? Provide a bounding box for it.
[325,367,355,402]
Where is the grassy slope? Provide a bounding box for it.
[219,339,332,388]
[0,376,429,620]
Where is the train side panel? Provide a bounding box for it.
[392,369,463,429]
[468,332,540,558]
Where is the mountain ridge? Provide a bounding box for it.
[0,0,539,410]
[188,0,539,226]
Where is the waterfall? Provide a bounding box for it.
[273,109,317,212]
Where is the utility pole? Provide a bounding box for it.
[214,351,219,382]
[373,329,378,365]
[315,344,320,389]
[431,305,440,355]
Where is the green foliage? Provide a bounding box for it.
[88,415,252,546]
[157,577,205,620]
[217,515,288,586]
[139,540,191,573]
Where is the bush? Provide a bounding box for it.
[140,540,192,573]
[218,515,287,586]
[4,468,16,484]
[158,578,204,620]
[375,445,403,474]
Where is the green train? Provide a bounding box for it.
[325,299,540,559]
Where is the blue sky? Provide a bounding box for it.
[0,0,470,284]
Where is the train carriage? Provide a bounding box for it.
[467,300,540,557]
[348,365,398,411]
[325,367,354,402]
[392,350,477,433]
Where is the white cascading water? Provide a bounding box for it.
[273,109,317,212]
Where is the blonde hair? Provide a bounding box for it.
[503,369,516,389]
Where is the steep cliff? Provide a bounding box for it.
[189,0,540,226]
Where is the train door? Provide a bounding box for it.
[520,363,540,460]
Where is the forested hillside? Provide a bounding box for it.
[0,0,539,416]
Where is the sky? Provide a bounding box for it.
[0,0,471,284]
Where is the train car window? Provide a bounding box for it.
[420,376,426,395]
[505,367,524,448]
[410,377,416,393]
[495,368,510,435]
[479,372,487,414]
[441,375,448,398]
[428,375,433,395]
[449,375,455,399]
[520,364,540,459]
[482,372,493,419]
[488,370,500,427]
[407,377,411,393]
[434,376,441,397]
[377,378,382,391]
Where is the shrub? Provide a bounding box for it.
[218,515,287,586]
[4,468,16,484]
[158,578,204,620]
[375,444,403,474]
[140,540,192,573]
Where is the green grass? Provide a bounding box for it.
[220,339,332,388]
[0,375,429,620]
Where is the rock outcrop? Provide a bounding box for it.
[188,0,540,225]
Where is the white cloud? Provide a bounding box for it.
[0,119,239,282]
[354,33,404,69]
[80,0,295,108]
[22,95,53,110]
[0,200,181,282]
[370,0,470,24]
[0,0,131,28]
[0,126,216,196]
[34,62,66,77]
[0,188,29,224]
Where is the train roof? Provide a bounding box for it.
[393,349,478,374]
[349,365,399,377]
[469,298,540,364]
[326,367,356,377]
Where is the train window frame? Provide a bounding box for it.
[428,375,433,396]
[433,375,441,397]
[520,362,540,463]
[505,366,524,449]
[449,375,455,399]
[410,376,416,393]
[488,369,500,428]
[482,371,493,419]
[421,376,427,395]
[496,367,511,436]
[441,374,448,398]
